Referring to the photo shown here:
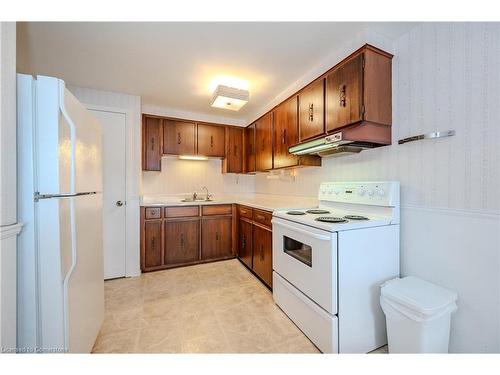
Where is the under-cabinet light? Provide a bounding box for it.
[178,155,209,161]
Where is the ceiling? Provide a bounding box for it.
[17,22,417,124]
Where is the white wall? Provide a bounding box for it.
[0,21,19,352]
[67,85,142,276]
[142,157,255,197]
[255,22,500,352]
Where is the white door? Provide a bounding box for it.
[89,109,127,280]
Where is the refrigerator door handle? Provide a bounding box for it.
[34,191,98,202]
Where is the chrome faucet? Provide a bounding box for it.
[201,186,211,201]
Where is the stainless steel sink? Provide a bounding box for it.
[180,198,214,202]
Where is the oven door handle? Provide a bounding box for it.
[271,219,331,241]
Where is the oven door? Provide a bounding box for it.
[272,217,337,314]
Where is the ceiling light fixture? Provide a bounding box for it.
[178,155,209,161]
[211,85,249,111]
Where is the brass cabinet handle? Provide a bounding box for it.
[308,103,314,122]
[210,135,214,148]
[215,232,219,241]
[339,84,347,107]
[282,129,286,145]
[177,132,181,144]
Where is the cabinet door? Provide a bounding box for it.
[163,119,196,155]
[224,127,243,173]
[244,123,256,173]
[326,54,363,132]
[238,218,253,268]
[255,112,273,171]
[164,218,199,266]
[299,79,325,141]
[273,96,298,169]
[144,220,163,268]
[142,116,162,171]
[201,217,232,260]
[252,224,272,288]
[197,123,225,157]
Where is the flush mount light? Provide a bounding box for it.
[211,85,249,111]
[178,155,209,161]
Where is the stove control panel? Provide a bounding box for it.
[319,181,399,207]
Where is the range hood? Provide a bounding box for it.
[289,132,374,157]
[288,123,391,157]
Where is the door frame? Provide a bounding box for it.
[83,103,140,277]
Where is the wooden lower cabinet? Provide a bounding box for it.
[252,224,273,288]
[235,205,273,289]
[201,216,233,260]
[164,218,199,266]
[238,218,253,268]
[141,204,272,289]
[141,205,234,271]
[144,220,163,269]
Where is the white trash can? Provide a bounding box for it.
[380,276,458,353]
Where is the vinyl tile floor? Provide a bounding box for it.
[92,259,321,353]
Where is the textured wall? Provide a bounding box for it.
[256,24,500,214]
[0,22,17,226]
[142,157,255,197]
[0,21,17,352]
[255,22,500,352]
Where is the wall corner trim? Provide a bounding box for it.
[0,223,24,240]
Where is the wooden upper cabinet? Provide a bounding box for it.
[326,47,392,133]
[255,112,273,171]
[142,116,162,171]
[299,79,325,142]
[326,54,363,132]
[197,123,225,157]
[223,127,243,173]
[163,119,196,155]
[244,123,256,173]
[273,96,298,169]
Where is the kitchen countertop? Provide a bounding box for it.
[140,193,319,212]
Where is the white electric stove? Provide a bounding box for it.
[271,181,400,353]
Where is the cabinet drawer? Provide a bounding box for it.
[238,205,253,220]
[253,209,272,228]
[165,206,199,218]
[145,207,162,219]
[202,204,232,216]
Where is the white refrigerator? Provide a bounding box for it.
[17,74,104,353]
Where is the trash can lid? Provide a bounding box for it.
[381,276,458,316]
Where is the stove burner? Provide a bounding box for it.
[306,209,331,214]
[315,217,348,223]
[286,211,306,215]
[344,215,369,220]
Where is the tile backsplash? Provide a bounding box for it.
[141,156,255,196]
